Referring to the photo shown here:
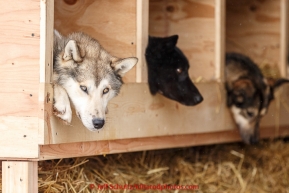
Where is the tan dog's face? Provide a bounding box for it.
[53,31,138,131]
[228,79,266,144]
[225,52,289,144]
[228,78,289,144]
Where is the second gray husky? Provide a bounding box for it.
[53,30,138,131]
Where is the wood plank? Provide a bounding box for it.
[39,0,54,145]
[0,0,40,117]
[149,0,216,81]
[215,0,226,81]
[226,0,281,70]
[40,0,54,84]
[0,116,39,158]
[2,161,38,193]
[47,83,228,144]
[279,84,289,126]
[280,0,288,77]
[38,83,53,145]
[54,0,137,83]
[39,125,289,160]
[136,0,149,83]
[44,82,289,144]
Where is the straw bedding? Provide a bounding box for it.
[28,139,289,193]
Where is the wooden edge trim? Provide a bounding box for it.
[1,126,287,161]
[136,0,149,83]
[36,125,289,161]
[215,0,226,81]
[280,0,288,78]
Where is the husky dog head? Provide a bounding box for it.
[225,52,289,144]
[53,30,138,131]
[145,35,203,106]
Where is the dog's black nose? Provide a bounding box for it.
[194,95,203,104]
[92,118,105,129]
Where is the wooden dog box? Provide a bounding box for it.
[1,0,289,192]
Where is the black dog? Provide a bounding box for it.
[145,35,203,106]
[225,52,289,144]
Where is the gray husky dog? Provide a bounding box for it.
[226,52,289,144]
[53,30,138,131]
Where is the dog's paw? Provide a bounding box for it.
[53,104,72,124]
[53,85,72,124]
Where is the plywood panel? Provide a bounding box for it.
[2,161,38,193]
[280,0,288,77]
[54,0,137,83]
[40,125,289,160]
[215,0,226,81]
[47,83,229,144]
[0,0,40,117]
[39,0,54,145]
[45,82,289,144]
[226,0,281,69]
[136,0,149,83]
[149,0,216,81]
[0,116,39,158]
[278,84,289,127]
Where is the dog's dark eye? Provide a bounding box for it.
[176,68,182,74]
[80,85,88,93]
[234,95,244,107]
[246,110,255,117]
[235,103,243,108]
[103,88,109,94]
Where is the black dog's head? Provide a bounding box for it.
[145,35,203,106]
[226,52,289,144]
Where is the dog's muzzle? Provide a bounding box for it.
[92,118,105,129]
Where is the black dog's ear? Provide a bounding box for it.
[164,35,178,50]
[147,35,178,54]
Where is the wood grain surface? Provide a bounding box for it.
[0,0,40,117]
[226,0,281,70]
[54,0,137,82]
[149,0,216,81]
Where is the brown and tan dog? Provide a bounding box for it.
[225,52,289,144]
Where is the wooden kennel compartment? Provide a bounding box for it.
[1,0,289,192]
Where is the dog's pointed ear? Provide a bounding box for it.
[54,30,62,40]
[269,78,289,89]
[147,35,178,54]
[164,35,178,49]
[111,57,138,76]
[63,40,83,62]
[261,78,289,108]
